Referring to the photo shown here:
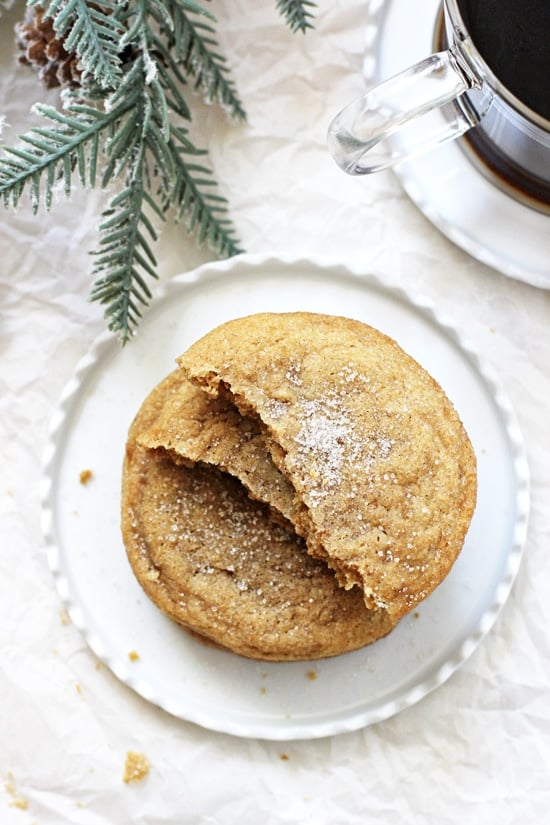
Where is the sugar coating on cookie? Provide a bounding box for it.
[122,372,393,661]
[176,312,477,623]
[139,370,299,529]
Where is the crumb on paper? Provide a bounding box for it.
[123,751,149,784]
[75,683,82,694]
[4,772,29,810]
[60,607,70,626]
[260,686,267,695]
[413,611,420,619]
[280,753,289,761]
[79,469,93,485]
[128,650,140,662]
[306,670,317,681]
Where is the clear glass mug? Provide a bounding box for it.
[327,0,550,211]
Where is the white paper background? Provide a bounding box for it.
[1,1,550,823]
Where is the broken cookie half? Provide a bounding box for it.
[122,370,393,661]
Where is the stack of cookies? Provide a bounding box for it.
[121,313,477,661]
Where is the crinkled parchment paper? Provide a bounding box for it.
[1,1,550,823]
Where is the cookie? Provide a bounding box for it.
[176,312,478,623]
[138,369,300,529]
[121,373,393,661]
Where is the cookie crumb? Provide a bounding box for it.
[128,650,140,662]
[260,686,267,695]
[123,751,149,784]
[79,469,93,485]
[280,753,289,761]
[59,607,70,626]
[306,670,317,681]
[4,772,29,810]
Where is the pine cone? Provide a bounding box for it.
[15,6,82,89]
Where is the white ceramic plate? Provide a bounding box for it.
[41,253,529,740]
[367,0,550,289]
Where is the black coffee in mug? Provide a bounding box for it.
[329,0,550,213]
[457,0,550,120]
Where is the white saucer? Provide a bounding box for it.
[366,0,550,289]
[41,253,529,740]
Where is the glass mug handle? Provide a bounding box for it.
[327,50,481,175]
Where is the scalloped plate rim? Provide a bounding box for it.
[40,251,530,740]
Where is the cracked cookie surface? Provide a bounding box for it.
[122,372,393,661]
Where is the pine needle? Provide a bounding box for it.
[166,126,243,258]
[1,0,316,342]
[161,0,246,121]
[0,100,134,212]
[275,0,316,33]
[90,159,158,345]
